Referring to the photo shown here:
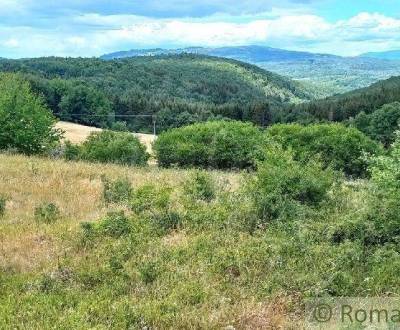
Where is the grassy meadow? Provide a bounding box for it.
[2,75,400,329]
[2,150,399,329]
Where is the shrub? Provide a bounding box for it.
[0,73,61,155]
[250,145,336,222]
[102,176,133,204]
[131,184,180,232]
[266,123,382,177]
[34,203,60,223]
[183,171,216,202]
[331,134,400,246]
[353,102,400,147]
[98,211,132,238]
[78,130,149,166]
[154,120,263,169]
[64,141,81,161]
[111,121,129,132]
[0,195,7,217]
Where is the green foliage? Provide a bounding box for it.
[184,171,216,202]
[110,121,129,132]
[6,152,400,328]
[131,184,179,232]
[64,141,81,161]
[80,222,97,246]
[0,73,61,154]
[286,76,400,123]
[34,203,60,224]
[0,195,6,217]
[154,120,263,169]
[102,176,132,204]
[353,102,400,146]
[266,123,382,177]
[77,130,149,166]
[138,261,160,284]
[58,84,113,127]
[250,145,336,221]
[98,211,132,238]
[0,55,309,132]
[331,134,400,246]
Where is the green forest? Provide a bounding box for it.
[2,53,400,139]
[0,55,311,132]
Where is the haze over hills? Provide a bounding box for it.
[361,50,400,61]
[102,46,400,97]
[100,45,339,62]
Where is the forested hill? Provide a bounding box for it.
[280,76,400,123]
[0,55,311,132]
[101,46,400,97]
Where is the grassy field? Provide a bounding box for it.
[1,151,400,329]
[56,121,156,154]
[0,153,305,329]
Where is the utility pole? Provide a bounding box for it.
[152,115,157,137]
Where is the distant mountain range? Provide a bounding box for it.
[101,46,400,97]
[361,50,400,61]
[101,45,340,62]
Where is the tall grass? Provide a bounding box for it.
[1,153,400,329]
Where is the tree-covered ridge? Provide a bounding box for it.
[0,55,311,132]
[281,76,400,123]
[102,46,400,97]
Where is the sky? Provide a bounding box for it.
[1,0,400,58]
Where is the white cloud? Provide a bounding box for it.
[1,11,400,57]
[3,38,19,48]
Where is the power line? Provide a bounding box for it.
[57,113,158,136]
[60,114,156,118]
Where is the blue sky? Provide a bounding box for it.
[1,0,399,58]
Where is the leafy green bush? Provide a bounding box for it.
[154,120,263,169]
[183,171,216,202]
[111,121,129,132]
[250,145,336,222]
[75,130,149,166]
[331,134,400,246]
[131,184,180,232]
[34,203,60,224]
[353,102,400,146]
[0,73,61,154]
[64,141,81,161]
[0,195,7,217]
[98,211,132,238]
[102,176,132,204]
[266,123,382,177]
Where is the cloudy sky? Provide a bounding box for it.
[1,0,400,58]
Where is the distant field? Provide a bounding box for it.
[56,121,156,154]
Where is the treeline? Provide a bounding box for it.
[279,76,400,123]
[0,55,310,132]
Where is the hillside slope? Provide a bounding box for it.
[101,46,400,97]
[101,45,337,62]
[362,50,400,61]
[282,76,400,123]
[0,55,311,131]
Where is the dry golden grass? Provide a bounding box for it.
[56,121,156,153]
[0,153,238,274]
